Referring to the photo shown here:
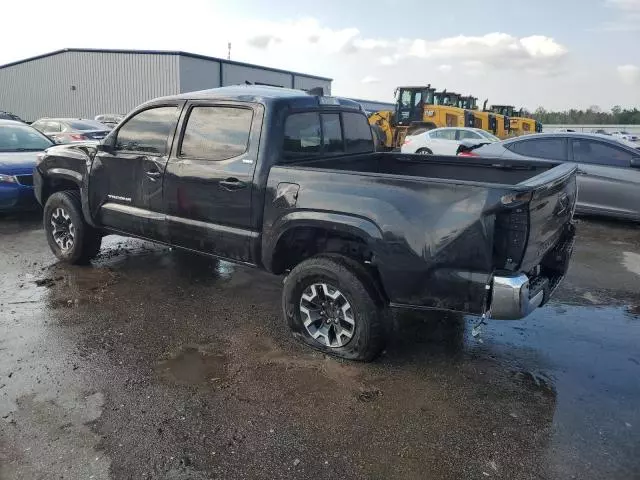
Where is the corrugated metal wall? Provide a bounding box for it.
[179,56,221,94]
[0,51,333,122]
[0,51,179,122]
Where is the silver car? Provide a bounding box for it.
[470,133,640,221]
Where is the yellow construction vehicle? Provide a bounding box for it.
[368,86,476,149]
[465,99,510,139]
[491,105,537,136]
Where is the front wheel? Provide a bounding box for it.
[43,191,102,264]
[282,255,387,361]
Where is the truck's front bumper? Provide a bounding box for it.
[490,274,546,320]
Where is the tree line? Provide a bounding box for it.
[529,106,640,125]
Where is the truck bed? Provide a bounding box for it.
[283,152,558,187]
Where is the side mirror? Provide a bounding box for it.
[631,156,640,168]
[97,136,115,153]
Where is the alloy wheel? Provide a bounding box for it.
[50,207,75,252]
[299,283,356,348]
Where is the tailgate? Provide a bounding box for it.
[518,163,577,272]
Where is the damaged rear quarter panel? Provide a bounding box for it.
[263,167,509,314]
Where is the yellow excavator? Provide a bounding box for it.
[491,105,538,136]
[368,86,476,149]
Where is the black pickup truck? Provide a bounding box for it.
[34,86,576,360]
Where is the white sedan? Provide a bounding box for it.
[401,127,500,155]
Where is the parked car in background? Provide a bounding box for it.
[94,114,124,128]
[0,111,26,123]
[401,127,500,155]
[0,119,54,212]
[31,118,111,144]
[463,132,640,221]
[611,131,639,142]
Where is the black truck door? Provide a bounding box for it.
[89,105,181,238]
[162,101,263,263]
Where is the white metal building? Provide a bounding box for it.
[0,48,333,122]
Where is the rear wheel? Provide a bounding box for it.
[44,191,102,264]
[282,254,387,361]
[416,148,433,155]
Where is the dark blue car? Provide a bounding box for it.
[0,119,54,213]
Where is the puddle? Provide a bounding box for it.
[156,346,227,385]
[622,251,640,277]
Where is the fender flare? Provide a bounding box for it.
[261,211,384,273]
[41,168,96,228]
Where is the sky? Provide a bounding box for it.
[2,0,639,110]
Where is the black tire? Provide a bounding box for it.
[43,190,102,264]
[416,148,432,155]
[282,254,387,361]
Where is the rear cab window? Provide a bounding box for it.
[283,110,373,160]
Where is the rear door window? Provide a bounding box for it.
[180,106,253,161]
[431,129,456,140]
[507,138,567,160]
[115,106,178,154]
[571,139,633,167]
[457,129,483,140]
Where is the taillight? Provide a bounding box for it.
[458,151,478,157]
[68,133,88,141]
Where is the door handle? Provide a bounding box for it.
[219,178,247,191]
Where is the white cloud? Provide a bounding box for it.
[400,33,567,73]
[361,76,380,84]
[437,64,452,72]
[617,65,640,84]
[247,34,281,49]
[245,24,568,76]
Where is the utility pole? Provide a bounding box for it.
[227,42,231,60]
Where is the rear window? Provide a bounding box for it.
[67,120,106,130]
[507,138,566,160]
[283,111,372,159]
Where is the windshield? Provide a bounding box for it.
[67,120,106,130]
[477,130,500,142]
[0,124,53,151]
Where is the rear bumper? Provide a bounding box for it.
[490,274,545,319]
[490,224,575,320]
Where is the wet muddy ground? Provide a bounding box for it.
[1,213,639,479]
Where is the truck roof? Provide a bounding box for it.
[155,85,364,111]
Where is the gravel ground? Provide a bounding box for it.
[1,213,639,479]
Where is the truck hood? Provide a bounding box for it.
[46,142,99,160]
[0,151,41,175]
